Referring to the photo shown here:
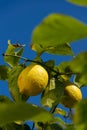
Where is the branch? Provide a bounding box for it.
[50,104,58,113]
[2,53,77,76]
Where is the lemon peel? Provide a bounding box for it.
[61,84,82,108]
[17,64,48,96]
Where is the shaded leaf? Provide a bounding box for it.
[45,123,63,130]
[31,14,87,55]
[2,123,24,130]
[4,40,24,67]
[41,79,64,107]
[23,124,31,130]
[65,124,75,130]
[0,65,10,80]
[54,117,66,127]
[50,123,63,130]
[8,65,28,102]
[44,60,55,69]
[70,51,87,86]
[74,74,87,87]
[0,96,12,104]
[0,102,54,125]
[58,61,72,80]
[74,99,87,130]
[67,0,87,6]
[44,60,56,76]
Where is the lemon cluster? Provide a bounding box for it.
[18,64,82,108]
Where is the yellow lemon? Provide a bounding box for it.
[17,64,48,96]
[61,83,82,108]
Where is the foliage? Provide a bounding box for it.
[67,0,87,6]
[0,1,87,130]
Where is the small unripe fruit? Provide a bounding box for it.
[17,64,48,96]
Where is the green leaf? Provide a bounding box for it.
[0,96,12,104]
[74,74,87,87]
[50,123,63,130]
[54,117,66,127]
[45,123,63,130]
[8,65,28,102]
[31,14,87,55]
[23,124,31,130]
[58,61,72,80]
[65,124,75,130]
[31,42,73,56]
[0,65,10,80]
[54,108,67,116]
[45,43,73,55]
[4,40,24,67]
[44,60,56,75]
[67,0,87,6]
[45,60,55,69]
[70,51,87,86]
[41,79,64,107]
[74,99,87,130]
[0,102,54,125]
[2,123,24,130]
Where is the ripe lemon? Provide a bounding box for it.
[17,64,48,96]
[61,83,82,108]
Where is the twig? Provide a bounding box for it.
[50,104,58,113]
[2,53,77,76]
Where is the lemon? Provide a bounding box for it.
[61,83,82,108]
[17,64,48,96]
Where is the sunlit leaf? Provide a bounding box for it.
[74,99,87,130]
[0,102,54,125]
[67,0,87,6]
[31,42,73,55]
[54,108,67,116]
[8,65,28,102]
[4,40,24,67]
[31,14,87,55]
[70,51,87,86]
[0,65,10,80]
[45,43,73,55]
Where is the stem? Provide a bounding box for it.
[50,104,58,113]
[2,53,29,61]
[3,53,77,76]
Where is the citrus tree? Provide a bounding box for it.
[0,0,87,130]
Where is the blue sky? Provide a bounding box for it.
[0,0,87,128]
